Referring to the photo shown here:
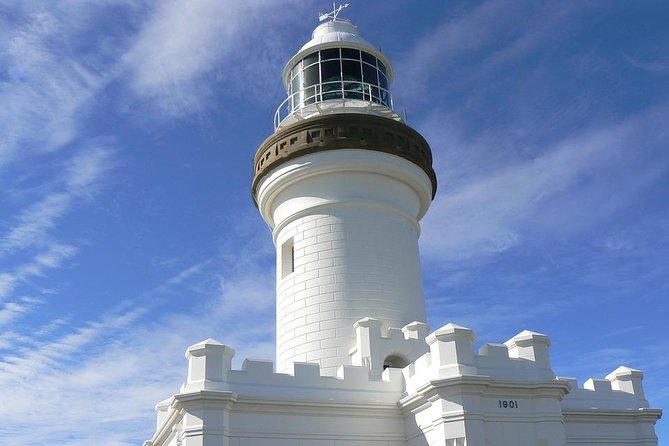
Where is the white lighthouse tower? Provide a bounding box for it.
[252,7,435,376]
[144,8,661,446]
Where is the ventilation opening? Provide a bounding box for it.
[281,237,294,279]
[383,354,409,370]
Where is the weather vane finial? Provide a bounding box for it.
[319,2,349,22]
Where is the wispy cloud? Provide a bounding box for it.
[0,243,78,300]
[0,7,110,168]
[121,0,307,117]
[396,0,594,100]
[0,146,112,256]
[0,296,41,326]
[420,103,669,264]
[0,246,275,445]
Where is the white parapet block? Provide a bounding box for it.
[504,330,551,367]
[183,338,235,392]
[403,320,429,340]
[606,365,646,400]
[425,323,476,378]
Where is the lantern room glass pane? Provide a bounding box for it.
[304,86,317,104]
[323,88,341,101]
[291,74,300,94]
[303,64,319,87]
[379,72,388,91]
[342,60,362,82]
[370,86,380,102]
[321,60,341,83]
[341,48,360,60]
[322,80,342,100]
[381,89,390,107]
[321,48,340,60]
[302,52,319,67]
[378,60,387,77]
[362,63,377,85]
[344,81,363,99]
[361,51,376,65]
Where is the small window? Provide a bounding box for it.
[281,238,294,279]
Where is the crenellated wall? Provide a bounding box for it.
[145,324,661,446]
[145,338,406,446]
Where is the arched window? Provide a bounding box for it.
[383,354,408,370]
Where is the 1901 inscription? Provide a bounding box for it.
[498,400,519,409]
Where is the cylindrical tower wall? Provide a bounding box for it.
[256,150,433,375]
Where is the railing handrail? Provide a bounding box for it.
[274,81,402,129]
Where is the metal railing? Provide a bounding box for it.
[274,81,402,129]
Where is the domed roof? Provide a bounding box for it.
[300,20,371,52]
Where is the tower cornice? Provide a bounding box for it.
[252,113,437,205]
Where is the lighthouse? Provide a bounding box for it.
[252,8,436,376]
[144,8,661,446]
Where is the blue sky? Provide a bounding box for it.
[0,1,667,444]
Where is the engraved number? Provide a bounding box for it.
[498,400,518,409]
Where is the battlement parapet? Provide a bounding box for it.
[404,324,556,394]
[156,337,406,435]
[225,358,403,401]
[182,337,404,397]
[559,366,651,411]
[349,317,429,378]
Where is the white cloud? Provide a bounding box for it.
[123,1,241,91]
[419,105,669,264]
[0,146,111,256]
[396,0,591,98]
[0,8,109,168]
[0,297,41,326]
[120,0,307,116]
[0,243,78,300]
[0,193,70,254]
[64,145,114,194]
[0,249,275,446]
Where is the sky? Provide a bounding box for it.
[0,0,667,444]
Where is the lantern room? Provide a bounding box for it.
[274,17,402,128]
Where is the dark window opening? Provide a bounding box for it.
[383,355,409,370]
[281,238,294,279]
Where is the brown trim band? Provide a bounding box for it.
[251,114,437,204]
